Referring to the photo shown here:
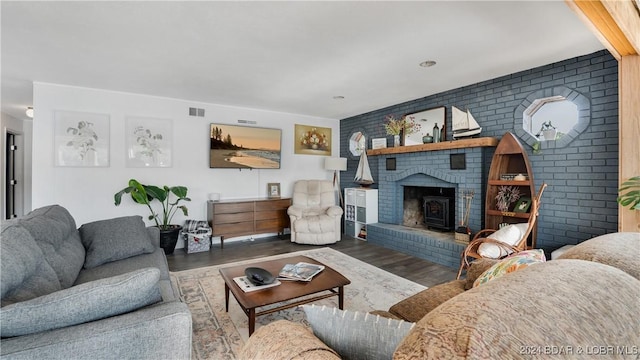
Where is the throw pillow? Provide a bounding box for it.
[80,216,156,269]
[473,249,546,288]
[477,223,529,258]
[302,304,415,360]
[0,267,162,337]
[464,258,500,290]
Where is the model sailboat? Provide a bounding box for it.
[354,150,374,186]
[452,106,482,139]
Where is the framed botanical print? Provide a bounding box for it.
[54,110,110,167]
[125,116,173,167]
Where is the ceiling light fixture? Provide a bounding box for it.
[25,107,34,118]
[333,96,345,100]
[419,60,437,68]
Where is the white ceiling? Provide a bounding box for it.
[1,1,603,121]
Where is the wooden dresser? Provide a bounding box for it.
[207,197,292,248]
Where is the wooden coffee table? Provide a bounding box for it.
[219,255,350,335]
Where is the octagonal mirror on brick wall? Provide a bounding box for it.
[514,86,590,151]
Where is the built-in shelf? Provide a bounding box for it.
[367,137,498,156]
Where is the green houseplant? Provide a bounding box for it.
[618,176,640,210]
[114,179,191,254]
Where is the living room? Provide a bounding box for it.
[1,1,639,359]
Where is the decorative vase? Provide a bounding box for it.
[542,129,557,141]
[422,134,433,143]
[393,135,401,147]
[432,123,440,143]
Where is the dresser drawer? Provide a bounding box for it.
[255,199,291,211]
[212,202,253,214]
[213,212,254,224]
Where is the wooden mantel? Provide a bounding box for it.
[367,137,498,156]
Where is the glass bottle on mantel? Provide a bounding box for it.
[432,123,440,143]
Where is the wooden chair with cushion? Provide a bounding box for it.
[457,183,547,279]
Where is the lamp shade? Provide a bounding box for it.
[325,157,347,171]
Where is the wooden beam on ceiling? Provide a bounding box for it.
[565,0,640,60]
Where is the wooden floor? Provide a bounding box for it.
[166,235,459,288]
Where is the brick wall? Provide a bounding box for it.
[340,50,618,252]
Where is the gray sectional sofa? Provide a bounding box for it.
[1,205,192,359]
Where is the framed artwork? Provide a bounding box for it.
[294,124,331,156]
[371,138,387,150]
[210,123,281,169]
[514,197,532,213]
[126,116,172,167]
[267,183,281,198]
[54,110,110,167]
[403,106,446,146]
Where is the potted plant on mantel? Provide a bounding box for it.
[114,179,191,254]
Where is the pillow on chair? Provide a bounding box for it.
[477,223,529,258]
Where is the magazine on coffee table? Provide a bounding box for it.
[278,262,325,282]
[233,276,281,292]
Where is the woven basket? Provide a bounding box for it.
[454,232,470,243]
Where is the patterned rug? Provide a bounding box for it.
[171,247,426,360]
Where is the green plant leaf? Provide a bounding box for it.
[145,185,167,202]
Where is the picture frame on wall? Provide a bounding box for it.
[294,124,331,156]
[403,106,446,146]
[54,110,110,167]
[267,183,281,198]
[371,138,387,150]
[125,116,173,168]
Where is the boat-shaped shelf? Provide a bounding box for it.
[485,132,537,247]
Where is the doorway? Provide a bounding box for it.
[5,131,24,219]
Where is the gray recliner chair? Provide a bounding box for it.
[287,180,343,245]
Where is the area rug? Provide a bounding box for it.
[171,247,426,360]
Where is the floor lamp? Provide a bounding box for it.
[325,157,347,208]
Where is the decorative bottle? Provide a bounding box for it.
[432,123,440,143]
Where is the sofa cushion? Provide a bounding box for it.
[556,232,640,280]
[293,214,337,234]
[1,224,62,305]
[389,280,466,323]
[15,205,85,289]
[0,267,162,337]
[477,223,528,258]
[473,249,545,287]
[80,216,156,269]
[303,304,415,360]
[394,260,640,359]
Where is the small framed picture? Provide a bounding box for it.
[371,138,387,150]
[514,197,532,213]
[267,183,281,198]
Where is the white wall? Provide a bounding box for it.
[33,83,341,247]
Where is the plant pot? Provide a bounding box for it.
[542,129,557,141]
[158,225,182,255]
